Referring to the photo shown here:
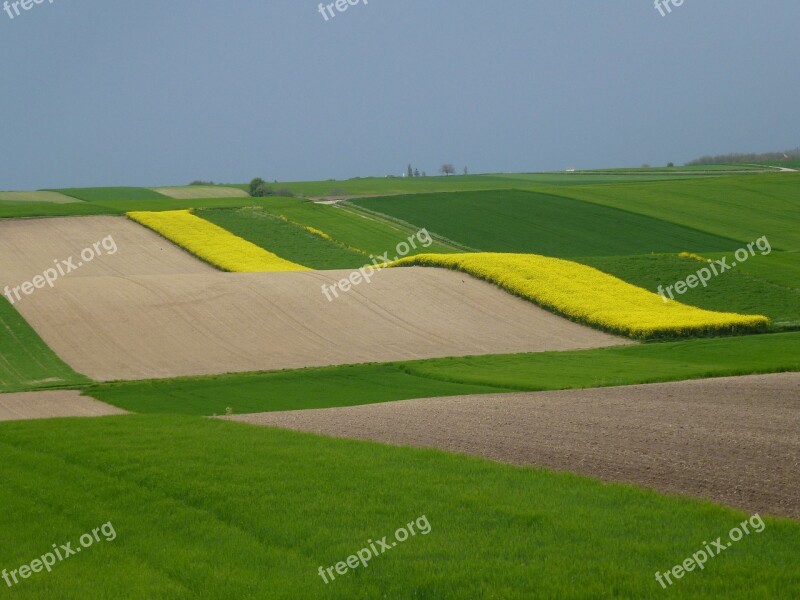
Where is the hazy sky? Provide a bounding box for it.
[1,0,798,189]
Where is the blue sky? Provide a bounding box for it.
[1,0,798,189]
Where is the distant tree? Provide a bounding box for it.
[414,168,420,177]
[440,164,456,176]
[190,180,215,186]
[407,164,414,178]
[667,162,675,168]
[463,166,468,175]
[249,177,268,197]
[422,171,427,177]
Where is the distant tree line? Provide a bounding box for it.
[688,148,800,165]
[402,164,469,177]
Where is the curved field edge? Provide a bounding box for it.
[392,253,768,340]
[0,415,797,598]
[0,297,90,393]
[127,209,311,272]
[575,253,800,329]
[83,332,800,416]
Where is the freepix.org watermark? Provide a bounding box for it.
[317,515,431,585]
[2,522,117,589]
[657,236,771,303]
[655,514,765,589]
[318,0,368,22]
[3,0,54,21]
[654,0,685,17]
[3,235,118,306]
[321,229,433,302]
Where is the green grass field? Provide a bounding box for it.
[553,174,800,252]
[226,170,729,197]
[350,190,745,257]
[1,169,798,598]
[579,254,800,327]
[0,201,118,220]
[86,333,800,416]
[0,298,89,393]
[220,197,459,256]
[197,207,370,270]
[0,415,796,599]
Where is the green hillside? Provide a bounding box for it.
[350,190,745,257]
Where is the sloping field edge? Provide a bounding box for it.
[127,209,311,272]
[392,253,768,340]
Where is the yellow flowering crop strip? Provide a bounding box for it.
[127,210,311,272]
[391,253,768,339]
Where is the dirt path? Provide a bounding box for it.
[224,373,800,519]
[0,390,127,422]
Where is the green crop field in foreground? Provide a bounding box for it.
[0,298,89,393]
[86,332,800,416]
[0,415,796,599]
[350,190,745,257]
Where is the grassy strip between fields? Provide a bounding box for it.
[0,298,90,393]
[85,332,800,416]
[0,415,797,599]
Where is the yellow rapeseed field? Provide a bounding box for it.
[392,253,768,339]
[128,210,311,272]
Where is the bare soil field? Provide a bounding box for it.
[12,267,631,381]
[225,373,800,519]
[0,390,127,421]
[0,191,81,204]
[151,186,250,199]
[0,216,214,282]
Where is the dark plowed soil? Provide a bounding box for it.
[225,373,800,519]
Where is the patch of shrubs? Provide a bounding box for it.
[249,178,294,198]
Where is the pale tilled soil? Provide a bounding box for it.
[224,373,800,519]
[0,390,127,422]
[151,186,250,199]
[0,191,80,204]
[0,216,215,283]
[12,267,632,381]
